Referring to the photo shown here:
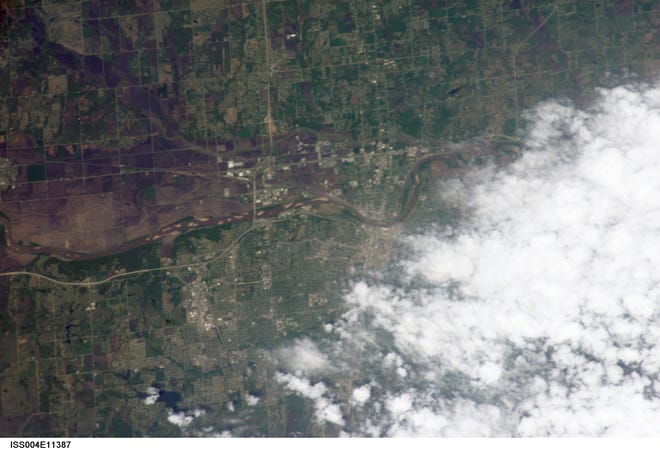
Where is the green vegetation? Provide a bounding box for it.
[2,0,660,437]
[27,165,46,182]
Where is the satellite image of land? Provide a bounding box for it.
[3,0,660,437]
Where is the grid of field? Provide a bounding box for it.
[1,0,660,437]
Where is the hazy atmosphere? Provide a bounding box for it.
[3,0,660,438]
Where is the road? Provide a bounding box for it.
[0,134,521,286]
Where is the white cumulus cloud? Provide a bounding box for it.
[275,337,330,375]
[246,394,260,406]
[271,79,660,436]
[143,386,160,405]
[275,372,345,426]
[351,385,372,405]
[167,411,194,428]
[167,408,205,429]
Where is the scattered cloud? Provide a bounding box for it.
[275,372,345,426]
[193,426,232,437]
[167,412,194,428]
[272,80,660,436]
[246,394,260,406]
[275,338,330,375]
[167,408,205,429]
[143,386,159,405]
[351,385,371,406]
